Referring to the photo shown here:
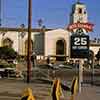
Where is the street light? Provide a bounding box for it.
[27,0,32,83]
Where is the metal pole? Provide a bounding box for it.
[91,54,94,85]
[0,0,1,26]
[27,0,32,83]
[79,59,83,93]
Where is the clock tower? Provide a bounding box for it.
[70,0,88,24]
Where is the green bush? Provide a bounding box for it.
[0,64,16,68]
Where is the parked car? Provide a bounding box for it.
[4,68,16,77]
[0,65,5,78]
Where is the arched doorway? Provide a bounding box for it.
[56,39,66,61]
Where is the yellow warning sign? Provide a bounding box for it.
[70,76,78,100]
[51,79,63,100]
[71,77,78,95]
[21,88,35,100]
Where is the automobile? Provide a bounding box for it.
[58,64,64,67]
[56,63,73,69]
[4,67,16,77]
[0,65,6,78]
[94,64,100,69]
[93,68,100,74]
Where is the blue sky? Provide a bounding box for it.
[1,0,100,39]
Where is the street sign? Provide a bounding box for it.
[70,35,89,58]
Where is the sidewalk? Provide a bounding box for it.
[0,79,100,100]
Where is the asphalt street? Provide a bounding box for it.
[0,66,100,100]
[0,78,100,100]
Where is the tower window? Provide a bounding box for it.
[78,8,82,14]
[84,11,86,14]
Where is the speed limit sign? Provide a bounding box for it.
[70,35,89,58]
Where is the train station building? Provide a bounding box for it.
[0,1,100,61]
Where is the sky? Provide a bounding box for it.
[1,0,100,39]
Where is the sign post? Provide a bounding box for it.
[68,21,94,94]
[79,59,83,92]
[70,34,89,93]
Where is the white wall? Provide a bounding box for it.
[0,29,99,58]
[45,29,70,57]
[90,46,100,55]
[1,31,18,52]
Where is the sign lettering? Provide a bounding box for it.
[70,35,89,58]
[67,22,94,32]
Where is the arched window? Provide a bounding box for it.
[3,38,13,48]
[78,8,82,14]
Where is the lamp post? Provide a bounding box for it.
[27,0,32,83]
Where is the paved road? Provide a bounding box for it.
[0,79,52,100]
[75,84,100,100]
[0,66,100,100]
[0,78,100,100]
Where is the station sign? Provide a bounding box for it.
[67,22,94,32]
[70,35,89,58]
